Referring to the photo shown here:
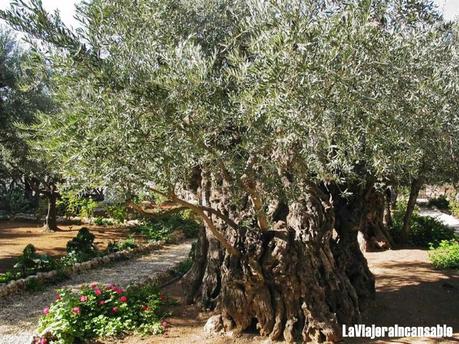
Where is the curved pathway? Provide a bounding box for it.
[418,207,459,235]
[0,241,192,344]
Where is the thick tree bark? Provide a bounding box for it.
[401,178,423,242]
[358,188,393,252]
[44,187,58,232]
[184,176,375,343]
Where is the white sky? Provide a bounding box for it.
[0,0,458,26]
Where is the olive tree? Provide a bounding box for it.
[2,0,459,342]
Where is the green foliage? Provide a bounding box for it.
[13,244,57,276]
[132,212,200,242]
[57,191,98,218]
[391,201,455,247]
[105,237,138,253]
[0,188,31,214]
[25,277,44,292]
[65,228,98,261]
[107,203,129,223]
[427,195,450,210]
[448,199,459,218]
[94,216,113,226]
[408,216,455,248]
[175,258,193,275]
[429,240,459,270]
[35,283,167,344]
[0,271,18,284]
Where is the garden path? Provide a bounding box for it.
[418,206,459,235]
[0,240,192,344]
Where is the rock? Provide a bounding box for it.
[204,315,223,335]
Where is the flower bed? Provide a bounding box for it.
[33,283,171,344]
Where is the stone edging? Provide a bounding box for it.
[0,240,167,298]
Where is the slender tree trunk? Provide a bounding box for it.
[401,178,423,243]
[184,175,374,343]
[44,186,58,232]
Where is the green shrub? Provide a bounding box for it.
[94,217,114,226]
[1,188,31,214]
[66,228,98,261]
[57,192,99,218]
[34,283,168,344]
[106,237,138,253]
[25,278,45,292]
[427,195,450,210]
[0,271,18,284]
[391,201,455,247]
[132,212,200,241]
[448,199,459,218]
[13,244,58,277]
[429,240,459,270]
[107,203,129,223]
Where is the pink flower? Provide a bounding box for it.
[119,296,128,303]
[42,307,49,315]
[111,306,118,314]
[80,295,88,302]
[161,320,169,328]
[94,288,102,296]
[98,300,105,305]
[40,337,48,344]
[72,307,81,315]
[115,288,124,294]
[90,283,98,288]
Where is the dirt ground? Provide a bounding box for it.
[113,248,459,344]
[0,221,137,273]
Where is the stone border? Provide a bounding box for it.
[0,240,167,298]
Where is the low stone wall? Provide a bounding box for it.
[0,240,166,299]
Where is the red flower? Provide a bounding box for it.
[42,307,49,315]
[80,295,88,302]
[159,294,166,301]
[115,288,124,294]
[90,283,97,288]
[119,296,128,303]
[98,300,105,305]
[94,288,102,296]
[72,307,81,315]
[111,306,118,314]
[142,305,149,311]
[55,294,61,301]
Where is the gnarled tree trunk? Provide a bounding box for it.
[183,175,375,343]
[357,188,393,252]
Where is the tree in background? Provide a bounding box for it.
[0,27,58,230]
[2,0,459,342]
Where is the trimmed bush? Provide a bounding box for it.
[429,240,459,270]
[66,228,98,261]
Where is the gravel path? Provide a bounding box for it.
[418,207,459,235]
[0,241,192,344]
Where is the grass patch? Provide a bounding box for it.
[429,240,459,270]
